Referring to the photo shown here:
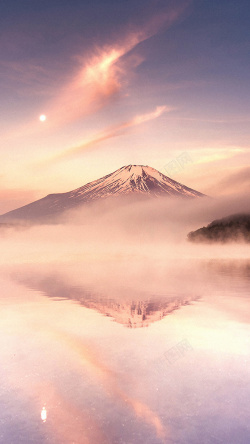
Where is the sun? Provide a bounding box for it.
[39,114,47,122]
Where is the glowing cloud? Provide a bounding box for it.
[2,1,188,144]
[194,147,245,165]
[49,0,188,126]
[45,29,170,128]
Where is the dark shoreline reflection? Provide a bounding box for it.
[203,258,250,279]
[200,258,250,297]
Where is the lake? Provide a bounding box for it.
[0,237,250,443]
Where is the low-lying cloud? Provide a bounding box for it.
[1,191,250,268]
[208,166,250,196]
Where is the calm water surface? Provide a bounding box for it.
[0,255,250,444]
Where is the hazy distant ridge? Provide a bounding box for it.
[188,213,250,243]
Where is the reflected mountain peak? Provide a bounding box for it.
[12,269,200,328]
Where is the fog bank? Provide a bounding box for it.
[0,192,249,265]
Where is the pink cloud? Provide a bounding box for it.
[2,2,188,143]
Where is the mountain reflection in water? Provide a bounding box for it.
[1,258,250,444]
[11,269,200,328]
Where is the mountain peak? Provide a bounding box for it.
[121,164,158,175]
[107,164,166,187]
[124,164,149,171]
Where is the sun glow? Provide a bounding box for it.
[39,115,47,122]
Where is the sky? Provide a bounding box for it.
[0,0,250,213]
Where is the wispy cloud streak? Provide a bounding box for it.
[43,105,169,164]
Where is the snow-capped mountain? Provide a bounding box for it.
[0,164,204,223]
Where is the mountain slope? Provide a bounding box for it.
[0,164,205,223]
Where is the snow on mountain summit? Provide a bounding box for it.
[69,164,204,200]
[0,164,205,222]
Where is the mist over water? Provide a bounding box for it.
[1,192,250,263]
[0,194,250,443]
